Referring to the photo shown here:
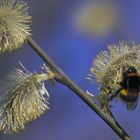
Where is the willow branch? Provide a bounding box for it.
[27,36,132,140]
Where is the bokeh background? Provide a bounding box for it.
[0,0,140,140]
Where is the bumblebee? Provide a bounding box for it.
[107,66,140,110]
[118,66,140,110]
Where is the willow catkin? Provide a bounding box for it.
[89,41,140,106]
[0,0,31,53]
[0,69,49,134]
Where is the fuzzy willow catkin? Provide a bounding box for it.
[89,41,140,106]
[0,0,31,53]
[0,69,50,134]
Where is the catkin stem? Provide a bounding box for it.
[27,36,132,140]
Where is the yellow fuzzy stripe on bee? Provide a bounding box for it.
[120,89,128,96]
[127,73,139,77]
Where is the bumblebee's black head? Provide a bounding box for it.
[125,66,137,74]
[122,66,138,77]
[121,66,139,88]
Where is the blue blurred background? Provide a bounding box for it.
[0,0,140,139]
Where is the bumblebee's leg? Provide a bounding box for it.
[107,87,122,102]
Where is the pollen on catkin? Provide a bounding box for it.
[89,41,140,106]
[0,69,50,134]
[0,0,31,53]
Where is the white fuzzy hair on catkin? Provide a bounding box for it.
[0,69,49,134]
[0,0,31,53]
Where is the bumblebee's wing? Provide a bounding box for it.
[126,99,138,111]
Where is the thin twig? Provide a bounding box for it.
[27,36,132,140]
[108,109,130,139]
